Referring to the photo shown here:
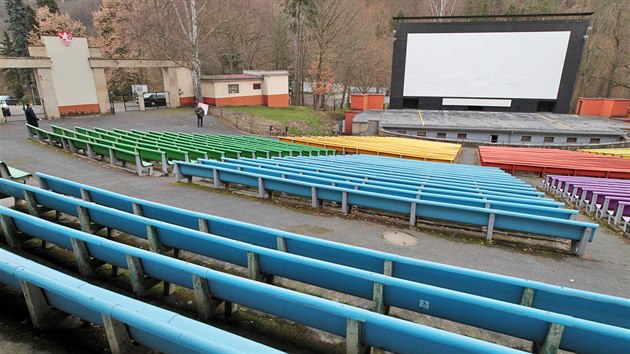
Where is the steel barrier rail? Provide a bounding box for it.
[198,159,574,220]
[0,249,282,354]
[237,156,544,198]
[34,173,630,329]
[0,207,527,354]
[0,179,618,351]
[173,162,598,250]
[223,157,559,207]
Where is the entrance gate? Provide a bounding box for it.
[2,98,45,123]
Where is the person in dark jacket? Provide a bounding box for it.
[195,105,205,127]
[25,103,40,127]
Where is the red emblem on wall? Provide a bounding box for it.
[57,32,73,46]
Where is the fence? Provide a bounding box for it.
[2,98,45,123]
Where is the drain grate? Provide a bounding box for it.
[382,230,418,247]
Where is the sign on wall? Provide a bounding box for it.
[56,32,73,46]
[131,85,148,94]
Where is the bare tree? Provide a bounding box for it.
[130,0,226,102]
[302,0,359,110]
[428,0,460,18]
[168,0,220,102]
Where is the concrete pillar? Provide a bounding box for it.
[162,67,180,108]
[33,68,60,118]
[92,68,111,114]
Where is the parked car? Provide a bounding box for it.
[0,96,18,105]
[0,95,17,117]
[142,92,167,107]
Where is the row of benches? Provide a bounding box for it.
[1,174,629,353]
[27,124,155,176]
[543,175,630,234]
[278,136,462,163]
[29,173,625,327]
[580,147,630,158]
[267,154,544,196]
[174,158,599,256]
[0,248,281,353]
[0,186,530,353]
[135,130,336,157]
[479,146,630,179]
[93,127,334,159]
[209,155,569,212]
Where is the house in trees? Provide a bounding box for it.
[200,70,289,107]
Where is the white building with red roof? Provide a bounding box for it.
[200,70,288,107]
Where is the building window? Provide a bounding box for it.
[589,137,601,144]
[416,132,426,137]
[521,136,532,142]
[566,137,577,143]
[544,136,554,143]
[228,84,239,94]
[253,83,261,90]
[457,133,467,140]
[437,132,446,139]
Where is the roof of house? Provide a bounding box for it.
[201,74,261,81]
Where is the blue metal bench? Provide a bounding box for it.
[198,159,575,220]
[256,156,544,198]
[3,177,629,354]
[0,248,281,354]
[223,157,560,206]
[173,161,598,255]
[30,173,630,329]
[275,155,539,193]
[33,174,630,330]
[0,206,526,354]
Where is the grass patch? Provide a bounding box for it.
[225,106,322,125]
[222,105,339,135]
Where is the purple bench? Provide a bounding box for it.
[585,191,630,212]
[611,201,630,232]
[597,196,630,218]
[571,186,630,207]
[544,176,630,198]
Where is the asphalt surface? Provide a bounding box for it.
[0,109,629,352]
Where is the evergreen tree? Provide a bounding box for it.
[5,0,38,57]
[4,0,38,99]
[0,31,25,98]
[36,0,59,13]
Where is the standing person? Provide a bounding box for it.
[195,104,205,127]
[24,103,40,127]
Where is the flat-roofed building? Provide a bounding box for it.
[201,70,288,107]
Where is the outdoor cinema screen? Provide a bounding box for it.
[402,31,571,99]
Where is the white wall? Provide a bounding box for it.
[42,36,99,106]
[403,31,571,99]
[214,80,261,98]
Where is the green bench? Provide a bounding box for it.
[0,161,32,183]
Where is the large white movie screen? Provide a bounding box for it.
[403,31,571,99]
